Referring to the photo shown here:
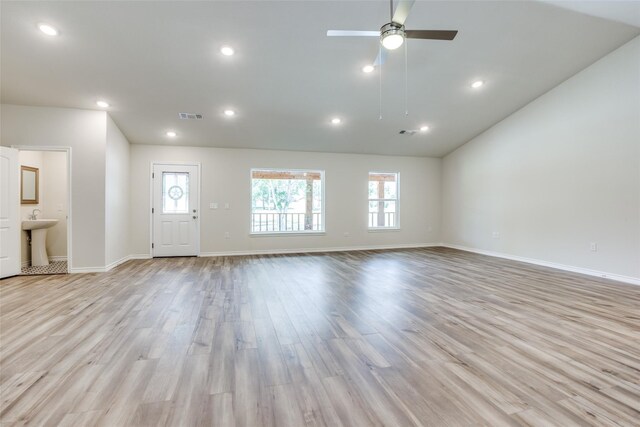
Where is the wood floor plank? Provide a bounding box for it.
[321,375,381,427]
[207,321,236,394]
[281,342,343,427]
[198,392,235,427]
[233,348,261,427]
[1,247,638,426]
[253,318,292,387]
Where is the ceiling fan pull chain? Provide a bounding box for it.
[405,39,409,116]
[379,45,383,120]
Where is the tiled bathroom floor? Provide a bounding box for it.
[21,261,68,275]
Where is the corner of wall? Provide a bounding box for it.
[104,115,132,267]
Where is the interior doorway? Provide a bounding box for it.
[16,146,72,275]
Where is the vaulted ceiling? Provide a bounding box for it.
[1,1,638,157]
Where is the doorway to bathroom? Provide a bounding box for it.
[16,147,71,275]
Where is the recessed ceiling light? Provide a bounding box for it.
[166,131,177,137]
[331,118,341,125]
[420,125,429,132]
[96,100,109,108]
[224,109,236,117]
[362,65,375,73]
[471,80,484,89]
[38,23,58,36]
[220,46,234,56]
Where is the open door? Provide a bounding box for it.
[0,146,21,278]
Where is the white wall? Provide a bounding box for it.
[41,151,68,260]
[2,105,107,269]
[130,145,441,256]
[105,115,131,266]
[442,36,640,281]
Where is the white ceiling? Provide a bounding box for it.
[1,1,638,157]
[541,0,640,28]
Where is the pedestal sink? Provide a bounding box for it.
[22,219,59,266]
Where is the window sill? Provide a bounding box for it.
[368,227,401,232]
[250,231,326,237]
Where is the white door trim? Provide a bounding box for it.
[149,161,201,257]
[11,145,73,271]
[0,147,20,278]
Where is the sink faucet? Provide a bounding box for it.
[30,209,41,220]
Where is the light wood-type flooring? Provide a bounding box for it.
[1,247,639,426]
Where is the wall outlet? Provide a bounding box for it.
[224,232,230,239]
[343,232,350,237]
[427,225,432,232]
[492,231,500,239]
[590,242,597,252]
[210,203,218,209]
[224,203,230,209]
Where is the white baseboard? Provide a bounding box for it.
[68,254,151,274]
[104,255,133,272]
[441,244,640,286]
[128,254,152,260]
[68,266,108,273]
[66,246,437,273]
[199,243,439,258]
[66,244,639,287]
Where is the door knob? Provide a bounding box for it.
[193,216,198,219]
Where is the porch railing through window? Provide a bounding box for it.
[252,212,322,232]
[368,212,396,228]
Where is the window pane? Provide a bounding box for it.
[368,201,396,228]
[163,172,189,214]
[384,181,397,199]
[251,170,324,233]
[368,181,378,198]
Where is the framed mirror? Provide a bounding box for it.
[21,165,39,205]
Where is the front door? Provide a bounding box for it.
[0,147,20,278]
[152,163,199,257]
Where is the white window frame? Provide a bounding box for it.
[368,171,400,231]
[249,168,326,236]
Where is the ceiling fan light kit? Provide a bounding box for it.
[380,22,405,50]
[326,0,459,119]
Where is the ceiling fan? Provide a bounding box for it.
[327,0,458,66]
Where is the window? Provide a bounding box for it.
[368,172,399,229]
[251,169,324,233]
[162,172,189,214]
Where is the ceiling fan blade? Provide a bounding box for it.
[373,48,388,66]
[327,30,379,37]
[405,30,458,40]
[391,0,415,25]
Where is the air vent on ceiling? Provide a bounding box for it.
[399,130,417,135]
[179,113,204,120]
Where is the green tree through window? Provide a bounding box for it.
[251,170,324,233]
